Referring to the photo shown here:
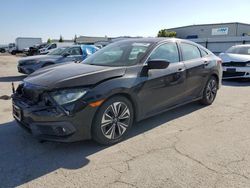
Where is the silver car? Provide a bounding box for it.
[219,45,250,79]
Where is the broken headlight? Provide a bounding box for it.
[50,88,87,106]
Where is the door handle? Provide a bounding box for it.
[177,68,185,72]
[204,61,210,65]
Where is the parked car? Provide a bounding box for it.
[25,43,48,56]
[17,45,99,74]
[39,42,74,54]
[12,38,222,145]
[219,45,250,79]
[0,48,6,53]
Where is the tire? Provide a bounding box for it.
[200,76,218,105]
[92,96,134,145]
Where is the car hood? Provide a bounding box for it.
[19,55,61,63]
[219,53,250,62]
[24,63,127,90]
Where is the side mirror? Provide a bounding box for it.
[62,53,70,57]
[147,60,170,70]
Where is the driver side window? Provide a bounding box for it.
[149,43,179,63]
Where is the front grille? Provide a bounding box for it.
[222,61,248,67]
[223,71,245,78]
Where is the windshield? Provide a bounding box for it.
[83,41,152,66]
[43,44,50,49]
[48,47,67,55]
[226,46,250,55]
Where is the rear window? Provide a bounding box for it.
[226,46,250,55]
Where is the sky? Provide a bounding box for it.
[1,0,250,44]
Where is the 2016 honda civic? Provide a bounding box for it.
[12,38,222,145]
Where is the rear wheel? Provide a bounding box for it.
[200,76,218,105]
[92,96,134,145]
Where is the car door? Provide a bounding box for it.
[179,42,207,98]
[138,42,187,117]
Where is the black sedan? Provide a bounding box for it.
[12,38,222,145]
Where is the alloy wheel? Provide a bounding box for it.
[206,79,217,103]
[101,102,131,140]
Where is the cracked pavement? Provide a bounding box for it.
[0,54,250,188]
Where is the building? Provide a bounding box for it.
[168,22,250,39]
[75,36,143,48]
[168,22,250,54]
[51,39,74,43]
[76,36,109,45]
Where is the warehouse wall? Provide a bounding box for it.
[170,23,238,39]
[238,24,250,36]
[169,23,250,39]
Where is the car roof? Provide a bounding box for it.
[113,37,198,45]
[113,37,212,53]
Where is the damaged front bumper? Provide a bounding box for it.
[12,94,97,142]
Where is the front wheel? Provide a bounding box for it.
[92,96,134,145]
[200,76,218,105]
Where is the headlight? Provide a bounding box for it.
[50,88,87,105]
[246,63,250,67]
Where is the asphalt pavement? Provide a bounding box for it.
[0,55,250,188]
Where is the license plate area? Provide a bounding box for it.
[227,68,236,72]
[13,104,22,121]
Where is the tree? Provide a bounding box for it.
[47,38,51,43]
[74,34,77,43]
[157,29,176,37]
[59,35,64,42]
